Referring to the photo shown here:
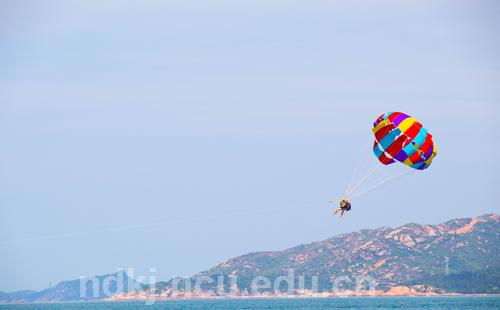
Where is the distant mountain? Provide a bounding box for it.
[195,214,499,293]
[2,214,498,303]
[0,271,138,303]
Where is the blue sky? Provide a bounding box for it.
[1,0,499,291]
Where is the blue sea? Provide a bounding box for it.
[0,297,499,310]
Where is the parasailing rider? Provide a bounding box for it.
[331,198,352,217]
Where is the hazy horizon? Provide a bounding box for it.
[1,0,499,291]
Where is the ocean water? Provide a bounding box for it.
[0,297,499,310]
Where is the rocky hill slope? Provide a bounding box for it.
[196,214,499,293]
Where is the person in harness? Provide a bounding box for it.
[331,198,352,217]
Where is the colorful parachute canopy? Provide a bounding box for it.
[372,112,437,170]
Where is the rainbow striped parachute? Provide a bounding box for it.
[372,112,437,170]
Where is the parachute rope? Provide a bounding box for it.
[344,136,375,196]
[350,169,415,199]
[346,162,381,197]
[0,204,309,246]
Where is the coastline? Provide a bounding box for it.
[2,293,499,305]
[104,289,500,302]
[2,295,500,305]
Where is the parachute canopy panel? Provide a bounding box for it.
[372,112,437,170]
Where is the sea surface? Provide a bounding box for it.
[1,297,499,310]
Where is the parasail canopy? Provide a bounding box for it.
[372,112,437,170]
